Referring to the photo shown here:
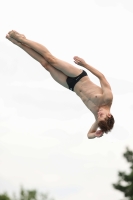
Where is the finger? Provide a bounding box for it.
[75,60,80,63]
[73,56,78,59]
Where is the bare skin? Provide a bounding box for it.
[6,30,113,139]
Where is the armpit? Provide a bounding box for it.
[103,90,113,103]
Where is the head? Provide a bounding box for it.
[97,108,115,133]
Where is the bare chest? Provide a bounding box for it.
[74,78,105,114]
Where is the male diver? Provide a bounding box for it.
[6,30,115,139]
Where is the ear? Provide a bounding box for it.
[108,113,111,117]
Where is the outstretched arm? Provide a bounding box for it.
[73,56,103,79]
[74,56,113,102]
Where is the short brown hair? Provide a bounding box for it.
[98,115,115,133]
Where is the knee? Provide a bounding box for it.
[46,54,57,65]
[41,60,50,71]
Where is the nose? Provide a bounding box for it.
[98,111,102,115]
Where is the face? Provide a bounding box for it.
[97,109,111,121]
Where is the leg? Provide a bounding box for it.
[8,30,82,77]
[6,35,69,89]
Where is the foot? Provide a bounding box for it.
[6,34,22,47]
[8,30,26,42]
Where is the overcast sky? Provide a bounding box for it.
[0,0,133,200]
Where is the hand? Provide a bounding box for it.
[73,56,86,66]
[95,130,104,138]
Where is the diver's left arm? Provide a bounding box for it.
[87,122,104,139]
[87,121,98,139]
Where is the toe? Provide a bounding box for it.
[74,56,79,60]
[9,30,13,36]
[8,30,11,33]
[6,34,10,39]
[73,56,77,60]
[13,30,17,34]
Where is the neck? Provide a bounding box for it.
[99,105,110,112]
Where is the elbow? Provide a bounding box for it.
[88,137,96,140]
[87,135,90,139]
[87,133,90,139]
[87,132,96,139]
[87,134,92,139]
[87,136,93,139]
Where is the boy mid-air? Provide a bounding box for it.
[6,30,115,139]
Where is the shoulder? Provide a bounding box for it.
[100,75,112,90]
[100,75,113,101]
[103,90,113,104]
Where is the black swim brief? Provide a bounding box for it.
[66,70,88,91]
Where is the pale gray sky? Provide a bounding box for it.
[0,0,133,200]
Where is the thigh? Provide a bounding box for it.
[56,58,82,77]
[48,65,69,89]
[48,55,82,77]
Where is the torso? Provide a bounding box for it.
[74,76,112,117]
